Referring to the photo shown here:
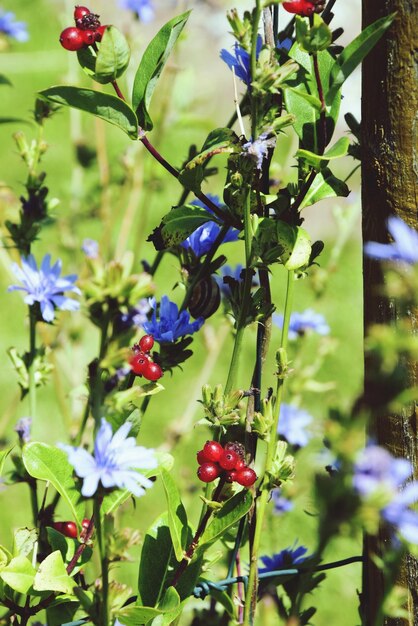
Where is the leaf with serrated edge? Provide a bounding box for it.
[39,86,138,139]
[132,11,191,130]
[22,443,84,526]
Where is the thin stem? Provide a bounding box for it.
[243,270,295,626]
[250,0,262,139]
[224,191,253,395]
[28,308,37,421]
[94,496,109,626]
[312,53,327,154]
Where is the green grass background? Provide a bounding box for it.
[0,0,363,624]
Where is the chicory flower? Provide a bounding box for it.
[143,295,204,343]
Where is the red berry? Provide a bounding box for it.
[197,450,207,465]
[139,334,154,353]
[82,518,90,530]
[202,440,224,463]
[197,462,221,483]
[282,0,315,16]
[95,25,107,42]
[53,521,78,538]
[219,449,239,471]
[235,467,257,488]
[81,29,96,45]
[143,361,163,382]
[129,351,149,376]
[235,458,246,471]
[74,5,91,21]
[59,27,85,51]
[225,470,237,483]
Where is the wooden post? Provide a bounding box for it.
[361,0,418,623]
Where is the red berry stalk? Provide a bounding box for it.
[171,476,226,588]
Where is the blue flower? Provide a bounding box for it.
[243,133,276,170]
[272,488,293,515]
[353,446,418,544]
[220,35,262,87]
[15,417,31,444]
[8,254,81,322]
[364,216,418,264]
[273,309,330,340]
[82,239,99,259]
[143,295,204,343]
[61,418,157,498]
[0,11,28,42]
[119,0,154,22]
[278,403,313,447]
[277,37,293,52]
[181,197,239,258]
[259,544,309,573]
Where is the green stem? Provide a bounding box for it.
[243,270,295,626]
[250,0,262,139]
[28,308,37,421]
[94,496,108,626]
[224,192,253,395]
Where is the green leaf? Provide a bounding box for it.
[210,587,236,618]
[0,555,35,593]
[22,443,84,526]
[276,222,312,270]
[198,490,253,552]
[109,382,164,413]
[39,86,138,139]
[299,167,349,209]
[138,514,174,607]
[95,26,130,83]
[295,14,332,53]
[0,546,11,570]
[116,606,163,625]
[326,14,395,105]
[33,551,75,595]
[182,128,240,168]
[46,527,92,575]
[295,136,350,170]
[13,528,38,558]
[154,204,215,249]
[284,45,341,151]
[132,11,191,130]
[160,469,189,562]
[0,117,30,125]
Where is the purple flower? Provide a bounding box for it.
[272,488,293,515]
[82,239,99,259]
[243,133,276,170]
[0,11,28,42]
[353,446,411,497]
[273,309,330,340]
[143,295,204,343]
[114,299,151,334]
[61,418,157,498]
[181,197,239,258]
[259,544,308,573]
[364,216,418,264]
[220,35,262,87]
[278,403,313,447]
[15,417,31,444]
[119,0,154,22]
[8,254,81,322]
[354,446,418,544]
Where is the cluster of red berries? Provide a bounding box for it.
[282,0,325,17]
[197,441,257,488]
[60,6,107,52]
[52,518,90,539]
[129,335,163,382]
